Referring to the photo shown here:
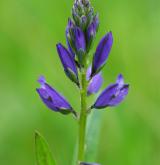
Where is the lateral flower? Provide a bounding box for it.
[66,19,86,53]
[66,21,86,65]
[86,14,99,51]
[36,76,76,116]
[68,26,86,65]
[91,32,113,76]
[56,43,79,86]
[93,74,129,109]
[73,26,86,52]
[70,26,86,52]
[66,18,75,58]
[87,66,103,96]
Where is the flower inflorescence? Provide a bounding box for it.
[36,0,129,117]
[36,0,130,164]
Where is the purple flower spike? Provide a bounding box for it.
[91,32,113,76]
[56,43,79,86]
[93,74,129,109]
[36,76,76,115]
[87,66,103,96]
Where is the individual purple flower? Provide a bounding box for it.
[56,43,79,86]
[86,14,99,51]
[36,76,76,116]
[66,18,75,58]
[91,32,113,77]
[93,74,129,109]
[67,26,86,65]
[73,26,86,52]
[66,20,86,65]
[87,14,99,37]
[87,66,103,96]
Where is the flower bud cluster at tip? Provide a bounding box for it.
[65,0,99,68]
[72,0,94,29]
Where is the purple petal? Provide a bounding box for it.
[56,43,78,84]
[67,18,74,29]
[94,84,118,108]
[86,14,99,51]
[88,22,97,37]
[93,74,129,109]
[66,37,75,58]
[37,76,73,114]
[66,19,75,58]
[107,84,129,106]
[86,65,92,80]
[87,14,99,42]
[87,73,103,95]
[73,26,86,51]
[86,66,103,95]
[92,32,113,76]
[38,75,46,85]
[116,74,124,87]
[93,14,99,30]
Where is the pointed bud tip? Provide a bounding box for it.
[68,18,74,27]
[117,73,124,80]
[35,130,41,138]
[56,43,61,49]
[38,76,46,85]
[116,74,125,87]
[108,31,113,40]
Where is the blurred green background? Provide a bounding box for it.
[0,0,160,164]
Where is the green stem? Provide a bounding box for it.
[78,64,88,164]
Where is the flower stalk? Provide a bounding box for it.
[78,60,88,163]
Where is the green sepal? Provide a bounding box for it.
[86,35,95,53]
[80,15,87,31]
[72,9,81,26]
[86,8,94,26]
[91,62,106,78]
[77,49,86,67]
[59,107,78,118]
[67,30,77,54]
[66,67,79,86]
[58,107,72,115]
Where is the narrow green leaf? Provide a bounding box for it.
[85,110,103,162]
[71,142,78,165]
[35,131,57,165]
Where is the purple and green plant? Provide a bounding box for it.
[35,0,129,165]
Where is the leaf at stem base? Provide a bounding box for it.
[35,131,57,165]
